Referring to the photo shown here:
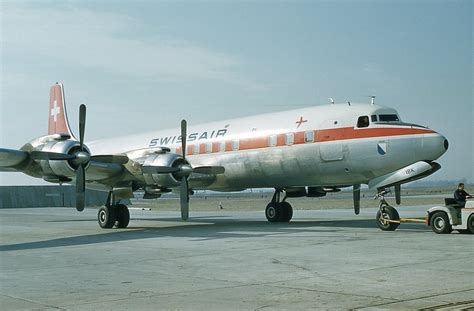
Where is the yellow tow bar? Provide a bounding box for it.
[382,217,428,224]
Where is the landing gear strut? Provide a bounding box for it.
[98,192,130,229]
[266,189,293,223]
[375,189,400,231]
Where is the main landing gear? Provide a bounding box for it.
[375,189,400,231]
[266,189,293,223]
[97,192,130,229]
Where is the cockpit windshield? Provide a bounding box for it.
[378,114,400,122]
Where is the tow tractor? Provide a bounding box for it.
[375,189,474,234]
[427,198,474,234]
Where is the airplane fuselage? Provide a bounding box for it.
[87,103,447,192]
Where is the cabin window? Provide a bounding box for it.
[357,116,370,128]
[285,133,294,146]
[268,135,277,147]
[205,143,212,154]
[232,139,239,151]
[304,131,314,143]
[378,114,400,122]
[371,115,378,122]
[219,142,226,152]
[193,144,199,155]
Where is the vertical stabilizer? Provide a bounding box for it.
[48,83,74,137]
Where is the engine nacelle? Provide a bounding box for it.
[37,139,88,178]
[142,153,186,188]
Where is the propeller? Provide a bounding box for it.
[30,104,129,212]
[180,172,190,221]
[141,119,225,221]
[179,120,190,220]
[172,119,226,220]
[76,163,85,211]
[74,104,88,211]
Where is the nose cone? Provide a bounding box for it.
[423,132,448,161]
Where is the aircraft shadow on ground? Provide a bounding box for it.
[0,217,430,252]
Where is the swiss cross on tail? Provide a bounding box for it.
[48,83,73,136]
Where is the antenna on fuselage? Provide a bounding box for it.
[347,101,351,106]
[328,97,335,105]
[370,96,376,105]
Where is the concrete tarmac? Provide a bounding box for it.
[0,206,473,310]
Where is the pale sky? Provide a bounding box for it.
[0,0,472,186]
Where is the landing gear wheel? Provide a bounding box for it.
[115,204,130,228]
[265,203,282,223]
[467,214,474,234]
[430,212,452,234]
[98,206,116,229]
[376,205,400,231]
[279,202,293,222]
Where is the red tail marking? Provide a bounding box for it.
[48,84,70,135]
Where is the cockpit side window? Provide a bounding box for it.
[378,114,400,122]
[357,116,369,128]
[371,115,378,122]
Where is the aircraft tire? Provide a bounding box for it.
[376,206,400,231]
[279,202,293,222]
[115,204,130,228]
[266,203,282,223]
[98,206,116,229]
[430,212,452,234]
[467,214,474,234]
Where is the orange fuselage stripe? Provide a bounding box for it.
[181,127,435,155]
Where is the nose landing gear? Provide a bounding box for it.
[375,189,400,231]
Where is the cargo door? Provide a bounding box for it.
[319,119,344,161]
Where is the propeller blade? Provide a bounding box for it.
[142,166,180,174]
[91,154,129,164]
[76,164,86,211]
[353,184,361,215]
[193,166,225,175]
[395,184,401,205]
[180,177,189,220]
[30,151,75,161]
[181,119,187,160]
[79,104,86,149]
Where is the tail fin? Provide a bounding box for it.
[48,82,74,137]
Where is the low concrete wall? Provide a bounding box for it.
[0,186,109,208]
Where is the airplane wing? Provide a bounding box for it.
[0,146,126,177]
[0,148,29,171]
